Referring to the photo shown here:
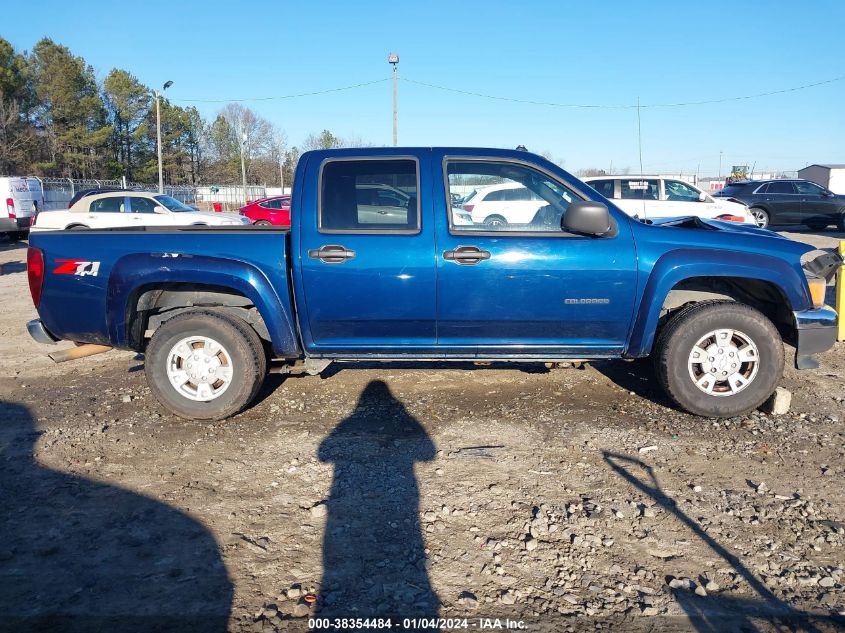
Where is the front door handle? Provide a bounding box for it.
[443,245,491,265]
[308,244,356,264]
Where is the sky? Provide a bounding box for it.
[6,0,845,176]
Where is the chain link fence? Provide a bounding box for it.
[32,177,260,211]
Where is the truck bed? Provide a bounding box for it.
[29,226,297,355]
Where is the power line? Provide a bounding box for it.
[171,78,390,103]
[401,75,845,109]
[166,73,845,108]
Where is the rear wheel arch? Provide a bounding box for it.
[129,283,271,351]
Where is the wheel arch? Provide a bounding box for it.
[627,249,809,357]
[106,253,301,358]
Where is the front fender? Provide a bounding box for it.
[627,248,810,357]
[107,253,301,357]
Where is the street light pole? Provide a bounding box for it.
[240,131,248,203]
[155,80,173,194]
[388,53,399,146]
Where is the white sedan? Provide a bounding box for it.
[33,192,251,231]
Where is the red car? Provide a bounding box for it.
[239,195,291,226]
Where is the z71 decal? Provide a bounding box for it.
[53,259,101,277]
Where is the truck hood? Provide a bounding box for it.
[646,215,844,282]
[649,215,785,238]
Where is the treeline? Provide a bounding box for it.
[0,37,368,185]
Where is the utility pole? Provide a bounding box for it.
[155,80,173,194]
[718,150,723,182]
[388,53,399,146]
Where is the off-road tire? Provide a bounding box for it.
[654,301,784,418]
[145,310,267,420]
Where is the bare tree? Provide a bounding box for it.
[0,92,32,173]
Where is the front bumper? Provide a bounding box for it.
[793,305,838,369]
[27,319,59,345]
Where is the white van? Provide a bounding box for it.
[0,177,44,241]
[583,176,754,224]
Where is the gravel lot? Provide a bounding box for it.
[0,232,843,632]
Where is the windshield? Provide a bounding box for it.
[154,195,194,212]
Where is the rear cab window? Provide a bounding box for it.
[319,159,419,233]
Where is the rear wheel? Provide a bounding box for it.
[145,310,267,420]
[654,301,784,418]
[484,214,508,228]
[749,208,769,228]
[67,224,89,230]
[255,220,273,226]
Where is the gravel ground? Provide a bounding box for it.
[0,233,843,632]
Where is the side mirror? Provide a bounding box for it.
[698,192,707,202]
[823,190,834,197]
[563,201,612,236]
[156,206,169,214]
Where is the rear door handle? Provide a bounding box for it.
[308,244,356,264]
[443,245,491,265]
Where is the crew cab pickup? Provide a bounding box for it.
[25,148,842,420]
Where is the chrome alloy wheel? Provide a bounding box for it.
[166,336,234,402]
[688,328,759,396]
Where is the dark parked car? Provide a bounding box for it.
[713,179,845,230]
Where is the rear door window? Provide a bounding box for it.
[319,158,419,233]
[621,179,659,200]
[89,196,125,213]
[588,180,615,198]
[767,181,796,194]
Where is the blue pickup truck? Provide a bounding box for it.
[25,148,841,420]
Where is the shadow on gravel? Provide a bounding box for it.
[315,380,440,621]
[592,359,676,409]
[320,360,550,380]
[0,402,233,632]
[603,451,843,632]
[0,260,25,275]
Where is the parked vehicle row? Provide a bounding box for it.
[583,176,755,224]
[713,179,845,230]
[25,147,842,423]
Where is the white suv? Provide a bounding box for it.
[462,182,549,227]
[583,176,754,224]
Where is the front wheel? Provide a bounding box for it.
[654,301,784,418]
[145,310,267,419]
[749,208,769,228]
[254,220,273,226]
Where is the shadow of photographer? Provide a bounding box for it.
[315,379,439,622]
[0,402,232,632]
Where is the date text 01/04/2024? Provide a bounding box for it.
[308,617,527,630]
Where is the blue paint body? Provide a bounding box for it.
[29,147,822,362]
